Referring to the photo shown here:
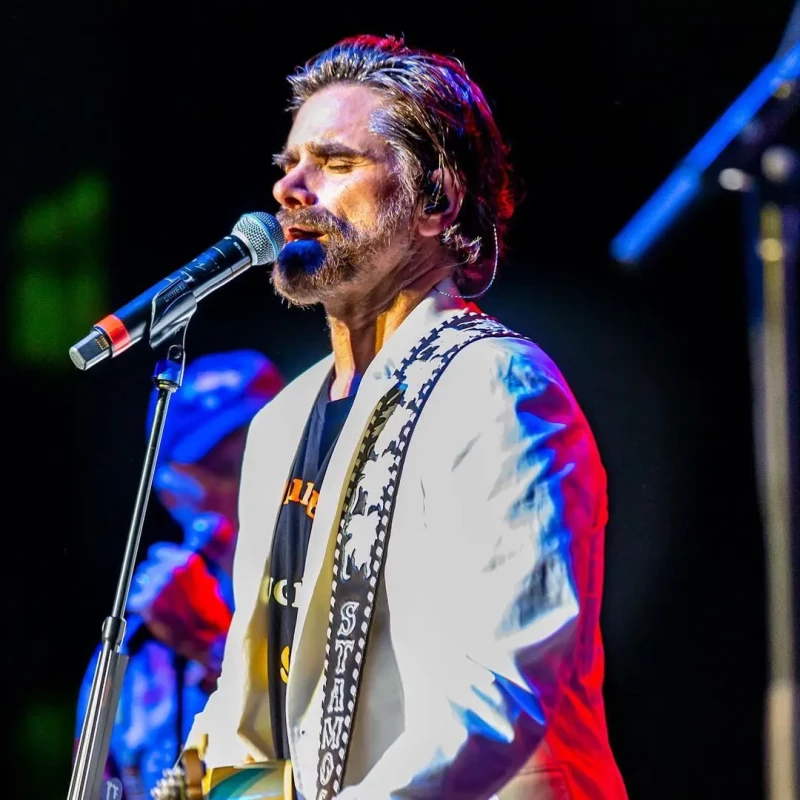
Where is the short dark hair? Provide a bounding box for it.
[286,34,516,292]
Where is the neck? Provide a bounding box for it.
[325,265,459,401]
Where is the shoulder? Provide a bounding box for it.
[421,329,604,479]
[434,330,582,417]
[412,325,608,537]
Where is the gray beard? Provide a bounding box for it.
[272,197,414,307]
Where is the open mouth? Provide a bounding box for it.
[287,226,325,242]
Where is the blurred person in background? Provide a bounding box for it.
[74,349,284,798]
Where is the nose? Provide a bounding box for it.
[273,168,318,210]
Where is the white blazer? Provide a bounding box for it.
[187,281,628,799]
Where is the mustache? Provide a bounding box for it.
[276,207,353,239]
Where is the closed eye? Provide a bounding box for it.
[274,142,372,175]
[326,161,356,173]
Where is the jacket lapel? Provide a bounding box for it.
[241,356,335,617]
[286,281,469,725]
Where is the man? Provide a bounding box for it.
[75,349,284,798]
[187,35,627,799]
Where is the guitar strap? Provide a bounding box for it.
[315,310,527,798]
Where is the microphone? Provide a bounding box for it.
[69,211,284,371]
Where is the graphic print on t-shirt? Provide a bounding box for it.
[282,477,320,519]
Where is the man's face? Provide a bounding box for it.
[271,83,415,306]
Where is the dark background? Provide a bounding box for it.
[5,4,798,798]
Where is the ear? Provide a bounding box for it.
[417,167,464,238]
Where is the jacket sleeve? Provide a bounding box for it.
[337,338,608,799]
[183,602,250,767]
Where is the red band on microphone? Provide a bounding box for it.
[97,314,132,353]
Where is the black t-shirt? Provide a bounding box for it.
[267,376,354,759]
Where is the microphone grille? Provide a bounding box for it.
[233,212,285,265]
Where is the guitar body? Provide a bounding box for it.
[202,762,292,799]
[152,749,293,799]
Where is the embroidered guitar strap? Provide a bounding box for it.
[315,311,527,798]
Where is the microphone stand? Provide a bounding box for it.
[67,290,199,800]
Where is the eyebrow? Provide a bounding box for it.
[272,141,373,169]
